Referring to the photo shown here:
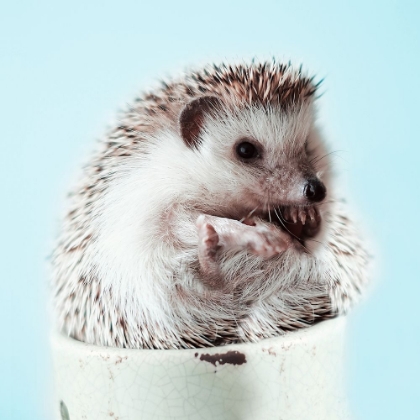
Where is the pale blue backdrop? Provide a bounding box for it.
[1,1,419,419]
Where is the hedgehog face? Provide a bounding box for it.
[179,97,329,245]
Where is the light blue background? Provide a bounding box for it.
[1,1,419,419]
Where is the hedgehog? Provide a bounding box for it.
[51,60,370,349]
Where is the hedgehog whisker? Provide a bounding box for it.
[309,150,343,166]
[239,206,259,223]
[305,237,330,252]
[266,193,272,224]
[273,207,312,255]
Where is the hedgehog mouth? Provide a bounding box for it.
[248,205,322,245]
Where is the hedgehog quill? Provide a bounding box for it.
[52,61,369,349]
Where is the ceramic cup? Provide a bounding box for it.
[51,317,351,420]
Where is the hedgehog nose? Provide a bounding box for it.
[304,178,326,202]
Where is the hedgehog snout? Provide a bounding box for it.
[303,178,326,203]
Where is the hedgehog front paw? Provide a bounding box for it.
[245,223,290,258]
[196,216,223,288]
[197,218,220,261]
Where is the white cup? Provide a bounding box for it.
[51,316,351,420]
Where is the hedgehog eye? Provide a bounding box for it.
[236,141,259,160]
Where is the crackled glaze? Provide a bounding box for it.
[51,317,352,420]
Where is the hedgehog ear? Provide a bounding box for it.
[179,96,223,148]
